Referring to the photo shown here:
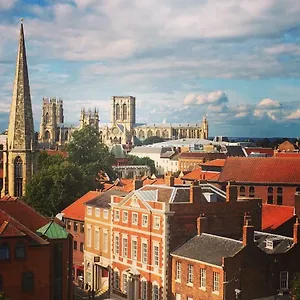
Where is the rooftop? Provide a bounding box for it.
[85,190,128,208]
[37,220,69,240]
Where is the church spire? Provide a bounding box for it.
[7,19,34,150]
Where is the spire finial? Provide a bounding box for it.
[20,18,24,24]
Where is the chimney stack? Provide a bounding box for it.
[293,218,300,244]
[165,172,175,187]
[226,181,238,203]
[190,181,202,203]
[197,215,208,236]
[243,218,254,246]
[133,179,143,190]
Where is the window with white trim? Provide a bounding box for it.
[213,272,220,292]
[175,294,181,300]
[103,209,109,219]
[123,273,128,294]
[114,210,120,221]
[103,231,108,253]
[187,297,193,300]
[153,244,159,267]
[200,268,206,288]
[175,261,181,281]
[154,216,160,229]
[123,211,128,223]
[87,206,92,216]
[132,240,137,260]
[280,271,288,289]
[94,229,99,250]
[87,227,92,247]
[132,212,138,225]
[141,280,147,300]
[142,214,148,227]
[115,235,119,255]
[123,238,128,257]
[187,264,193,284]
[114,271,120,289]
[95,208,100,217]
[153,284,159,300]
[142,242,148,264]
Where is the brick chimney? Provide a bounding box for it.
[295,192,300,218]
[165,172,175,187]
[197,215,208,236]
[243,219,254,246]
[293,218,300,244]
[226,181,237,203]
[190,181,202,203]
[133,179,143,190]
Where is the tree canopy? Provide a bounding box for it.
[292,273,300,300]
[126,155,156,175]
[142,136,165,145]
[25,125,116,216]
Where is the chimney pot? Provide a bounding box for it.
[293,218,300,244]
[133,179,143,190]
[197,215,208,235]
[243,217,254,246]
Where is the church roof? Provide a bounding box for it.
[37,220,69,240]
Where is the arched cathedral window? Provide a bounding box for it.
[45,112,49,124]
[122,104,127,120]
[116,104,120,120]
[14,156,23,197]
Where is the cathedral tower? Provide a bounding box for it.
[1,21,36,197]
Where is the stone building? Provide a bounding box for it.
[93,96,209,146]
[1,22,38,197]
[39,97,73,147]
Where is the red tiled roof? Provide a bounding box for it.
[244,148,274,156]
[44,149,68,158]
[201,159,226,167]
[218,157,300,184]
[62,191,102,221]
[0,221,26,237]
[262,204,294,231]
[0,197,49,232]
[182,167,220,181]
[179,152,227,159]
[274,152,300,158]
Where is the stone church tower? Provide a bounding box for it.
[1,21,37,197]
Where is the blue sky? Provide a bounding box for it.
[1,0,300,137]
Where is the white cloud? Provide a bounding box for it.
[286,109,300,120]
[265,44,300,56]
[184,91,228,106]
[257,98,281,109]
[0,0,16,10]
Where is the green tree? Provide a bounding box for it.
[0,292,9,300]
[25,161,86,216]
[127,155,156,175]
[143,136,165,145]
[292,273,300,300]
[67,125,115,178]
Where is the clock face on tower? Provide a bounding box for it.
[112,127,119,134]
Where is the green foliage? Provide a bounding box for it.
[25,161,86,217]
[292,273,300,300]
[0,292,9,300]
[142,136,165,145]
[25,125,117,216]
[126,155,156,175]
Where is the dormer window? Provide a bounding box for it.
[266,240,273,249]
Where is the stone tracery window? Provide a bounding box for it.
[116,104,121,120]
[14,156,23,197]
[122,104,127,120]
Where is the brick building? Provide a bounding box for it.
[109,180,262,299]
[0,196,72,300]
[217,157,300,206]
[171,216,300,300]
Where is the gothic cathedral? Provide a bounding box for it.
[1,22,37,197]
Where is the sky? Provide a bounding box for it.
[1,0,300,137]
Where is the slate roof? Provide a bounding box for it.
[37,220,68,239]
[172,233,243,266]
[218,157,300,184]
[244,147,274,157]
[262,204,294,231]
[62,191,102,221]
[85,190,128,208]
[224,145,245,157]
[0,196,49,231]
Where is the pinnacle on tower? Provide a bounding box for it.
[7,20,34,150]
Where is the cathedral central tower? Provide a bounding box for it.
[1,21,36,197]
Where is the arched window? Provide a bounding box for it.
[277,187,283,205]
[122,273,128,294]
[15,242,25,259]
[141,279,148,300]
[240,186,246,197]
[162,130,169,139]
[267,187,274,204]
[113,270,120,290]
[116,104,120,120]
[156,130,160,137]
[147,130,153,138]
[152,284,159,300]
[45,112,49,123]
[249,186,255,198]
[139,130,145,140]
[14,156,23,197]
[44,130,50,140]
[122,104,127,120]
[22,272,34,292]
[0,243,9,260]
